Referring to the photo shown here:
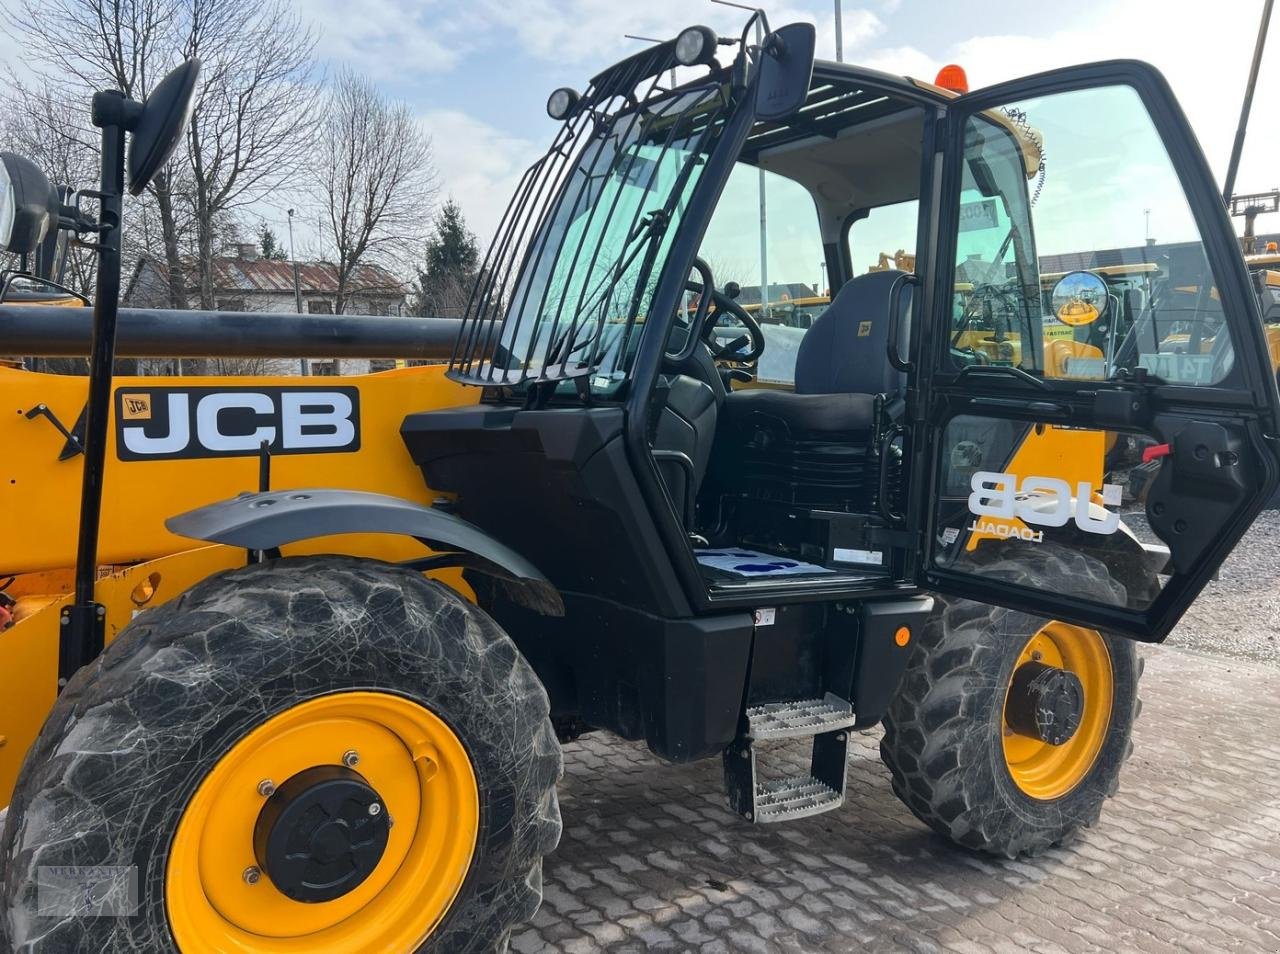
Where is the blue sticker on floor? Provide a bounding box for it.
[695,548,835,577]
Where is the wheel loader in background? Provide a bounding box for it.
[2,16,1279,953]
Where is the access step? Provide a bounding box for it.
[724,692,855,825]
[746,694,857,741]
[754,775,843,822]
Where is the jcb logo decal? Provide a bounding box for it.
[968,471,1121,537]
[120,393,152,420]
[115,387,360,461]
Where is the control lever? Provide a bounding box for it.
[25,403,85,460]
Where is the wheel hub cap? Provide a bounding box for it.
[1004,660,1086,746]
[253,765,390,903]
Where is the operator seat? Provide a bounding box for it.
[723,269,911,435]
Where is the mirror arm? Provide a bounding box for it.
[62,93,131,687]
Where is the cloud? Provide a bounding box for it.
[469,1,887,65]
[419,110,543,241]
[295,0,475,76]
[860,0,1279,194]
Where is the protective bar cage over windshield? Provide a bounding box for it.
[447,36,740,395]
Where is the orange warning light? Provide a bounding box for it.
[935,64,969,94]
[894,626,911,647]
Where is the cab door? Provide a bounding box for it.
[918,62,1280,641]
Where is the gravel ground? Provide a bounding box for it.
[1164,509,1280,666]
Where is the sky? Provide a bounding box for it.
[3,0,1273,276]
[280,0,1280,253]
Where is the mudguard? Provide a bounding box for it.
[167,489,563,615]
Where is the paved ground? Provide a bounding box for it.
[513,555,1280,952]
[1168,511,1280,666]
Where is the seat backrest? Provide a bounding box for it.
[794,269,911,396]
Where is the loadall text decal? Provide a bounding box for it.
[114,387,360,461]
[968,471,1122,537]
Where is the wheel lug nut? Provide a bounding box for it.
[368,801,382,816]
[257,779,275,797]
[1031,651,1043,662]
[243,866,262,886]
[342,749,360,768]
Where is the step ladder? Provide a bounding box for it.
[722,693,857,824]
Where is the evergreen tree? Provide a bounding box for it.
[258,224,289,260]
[413,199,480,317]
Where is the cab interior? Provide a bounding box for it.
[646,82,927,594]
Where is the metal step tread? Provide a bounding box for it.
[746,693,856,740]
[753,775,843,823]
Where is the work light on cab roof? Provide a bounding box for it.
[546,86,580,121]
[674,25,719,66]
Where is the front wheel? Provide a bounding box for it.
[880,544,1143,858]
[1,557,562,952]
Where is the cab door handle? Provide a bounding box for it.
[967,397,1071,419]
[886,273,920,373]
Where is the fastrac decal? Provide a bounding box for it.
[967,470,1121,537]
[115,387,360,461]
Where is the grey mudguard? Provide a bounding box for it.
[167,488,563,615]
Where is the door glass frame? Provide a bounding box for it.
[917,61,1280,641]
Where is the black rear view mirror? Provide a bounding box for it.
[754,22,816,122]
[127,59,200,196]
[0,152,54,255]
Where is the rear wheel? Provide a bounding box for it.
[880,543,1143,858]
[1,557,562,952]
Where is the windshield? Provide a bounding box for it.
[451,82,731,392]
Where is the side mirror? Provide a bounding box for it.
[1052,270,1108,326]
[724,281,741,300]
[754,22,815,122]
[0,153,54,255]
[127,59,200,196]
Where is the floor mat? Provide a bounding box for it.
[694,548,835,579]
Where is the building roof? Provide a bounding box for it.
[129,252,406,299]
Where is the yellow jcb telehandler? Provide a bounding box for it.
[1,18,1278,952]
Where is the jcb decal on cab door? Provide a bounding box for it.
[115,386,360,461]
[968,471,1122,536]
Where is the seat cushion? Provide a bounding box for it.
[723,387,876,435]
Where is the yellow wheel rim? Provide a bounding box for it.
[1001,622,1113,800]
[167,692,479,953]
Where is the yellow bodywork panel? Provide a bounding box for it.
[0,364,478,809]
[0,364,476,572]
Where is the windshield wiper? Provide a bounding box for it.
[545,208,670,368]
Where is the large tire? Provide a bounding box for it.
[880,543,1143,858]
[0,557,562,953]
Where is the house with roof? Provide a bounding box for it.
[123,242,409,375]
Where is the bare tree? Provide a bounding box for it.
[3,0,191,306]
[0,88,100,295]
[3,0,318,310]
[180,0,318,309]
[314,70,437,315]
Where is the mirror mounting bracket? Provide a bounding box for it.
[90,89,144,133]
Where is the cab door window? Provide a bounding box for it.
[949,86,1236,386]
[697,163,825,386]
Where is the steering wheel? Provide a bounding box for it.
[683,257,766,363]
